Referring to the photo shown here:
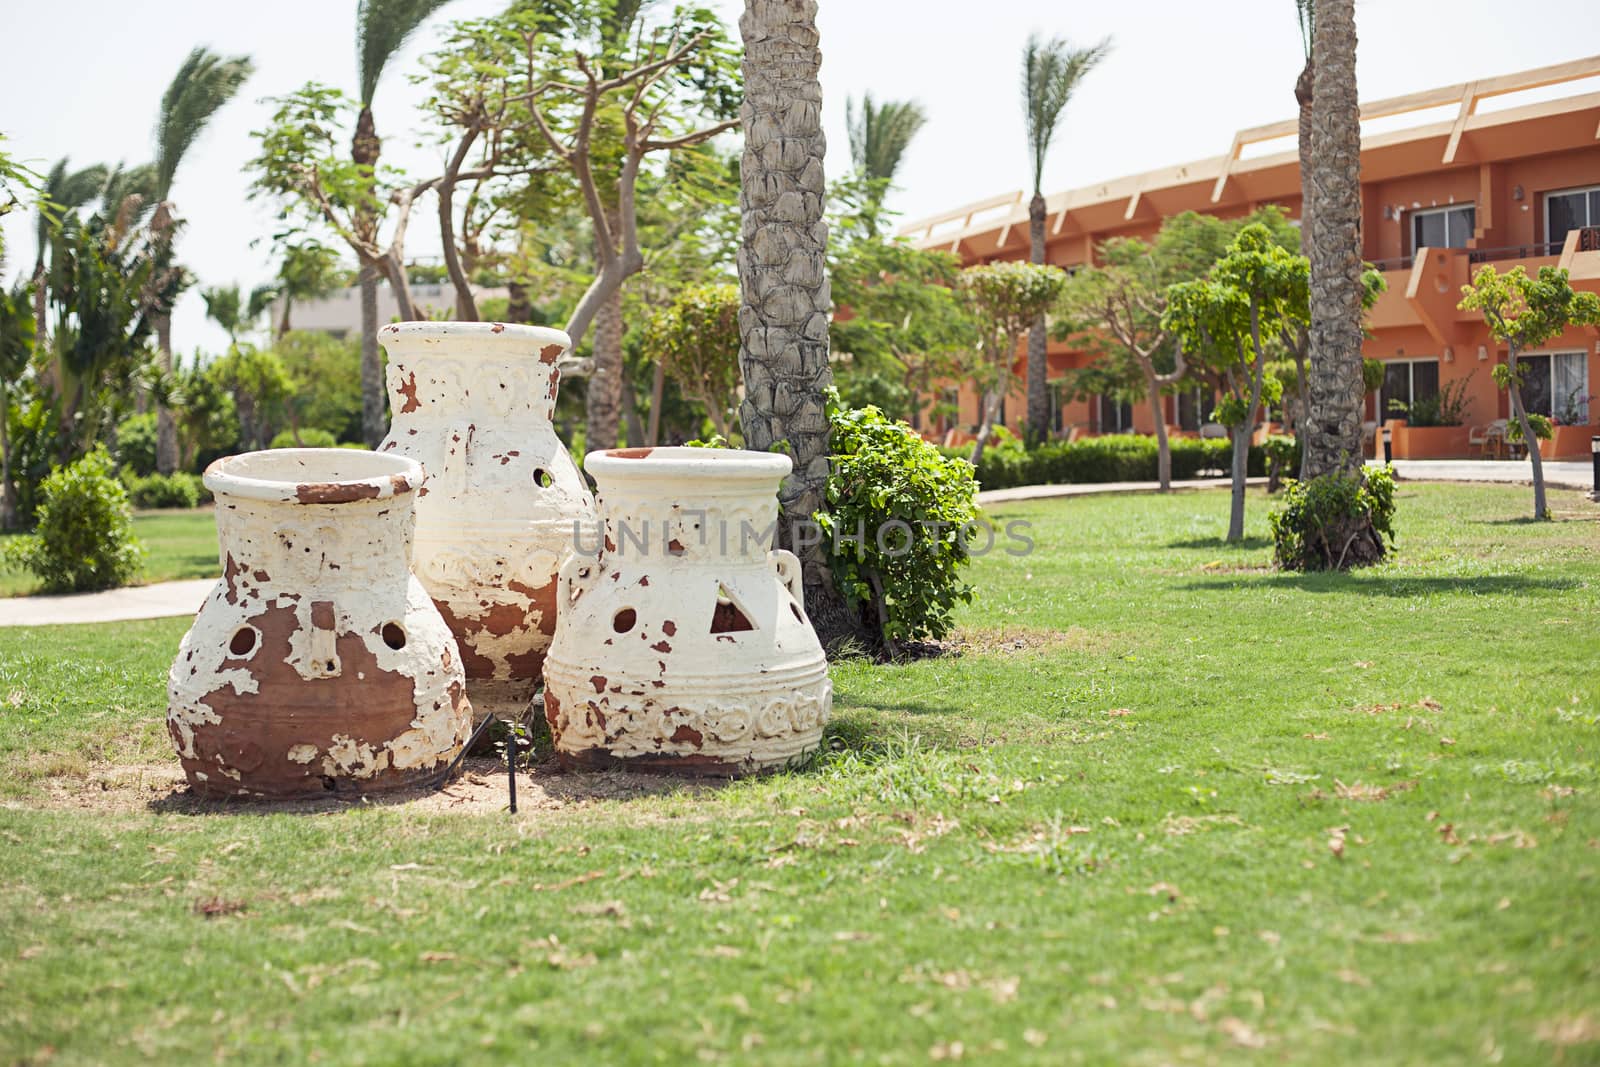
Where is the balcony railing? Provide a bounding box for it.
[1466,241,1564,264]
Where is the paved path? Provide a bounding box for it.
[0,578,214,629]
[1375,458,1594,491]
[3,461,1592,629]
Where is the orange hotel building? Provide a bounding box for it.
[898,55,1600,459]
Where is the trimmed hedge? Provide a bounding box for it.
[124,471,209,510]
[941,434,1299,491]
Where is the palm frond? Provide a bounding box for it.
[357,0,455,106]
[1021,33,1112,195]
[155,47,254,200]
[245,282,280,323]
[1295,0,1314,59]
[99,163,159,223]
[202,284,243,340]
[846,94,928,184]
[35,158,110,263]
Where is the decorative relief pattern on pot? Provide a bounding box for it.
[377,322,596,718]
[544,447,832,776]
[167,449,471,799]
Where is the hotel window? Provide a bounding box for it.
[1098,395,1134,434]
[1516,352,1589,423]
[1176,387,1217,431]
[1409,204,1474,253]
[1380,358,1440,418]
[1545,185,1600,246]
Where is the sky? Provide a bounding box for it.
[2,0,1596,355]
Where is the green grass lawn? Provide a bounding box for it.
[1,483,1597,1065]
[0,507,219,597]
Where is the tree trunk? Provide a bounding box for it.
[1508,347,1549,519]
[1025,192,1050,446]
[587,280,624,450]
[277,296,293,339]
[0,381,15,530]
[646,360,666,446]
[155,311,179,474]
[507,280,532,324]
[1302,0,1366,480]
[622,374,645,447]
[1147,371,1171,491]
[970,389,1000,467]
[738,0,866,653]
[1227,423,1250,541]
[359,261,384,448]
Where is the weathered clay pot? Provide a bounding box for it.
[544,447,832,776]
[167,449,471,799]
[377,321,596,720]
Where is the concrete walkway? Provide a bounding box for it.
[2,460,1592,629]
[0,578,214,629]
[1375,458,1594,492]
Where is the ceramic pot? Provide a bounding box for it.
[378,322,597,719]
[543,447,832,776]
[167,449,471,799]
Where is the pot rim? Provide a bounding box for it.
[377,320,572,358]
[585,446,793,483]
[204,448,423,505]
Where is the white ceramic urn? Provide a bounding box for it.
[543,447,832,776]
[167,449,471,798]
[377,321,596,720]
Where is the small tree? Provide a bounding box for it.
[641,283,741,439]
[958,260,1068,466]
[1163,224,1306,542]
[3,447,144,592]
[1459,264,1600,519]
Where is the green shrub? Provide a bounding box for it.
[1505,412,1553,443]
[817,400,979,655]
[268,427,338,450]
[3,447,145,592]
[1261,434,1300,492]
[125,471,204,510]
[941,434,1255,490]
[115,413,159,476]
[6,396,59,525]
[1269,465,1396,571]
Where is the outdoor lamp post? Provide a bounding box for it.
[1382,426,1393,464]
[1590,435,1599,501]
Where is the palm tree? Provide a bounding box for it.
[737,0,864,651]
[846,94,926,231]
[271,241,344,338]
[1020,32,1109,445]
[353,0,455,446]
[1301,0,1367,481]
[31,160,109,343]
[149,47,255,473]
[1291,0,1315,474]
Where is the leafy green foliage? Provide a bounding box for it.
[949,434,1270,489]
[123,471,204,510]
[639,284,740,438]
[1504,412,1553,443]
[269,428,337,449]
[4,447,144,592]
[1261,433,1300,492]
[272,331,363,443]
[114,413,159,477]
[817,400,978,654]
[1270,465,1396,571]
[1402,371,1476,428]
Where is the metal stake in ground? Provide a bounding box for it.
[507,725,518,814]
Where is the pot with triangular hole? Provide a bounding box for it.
[543,447,831,775]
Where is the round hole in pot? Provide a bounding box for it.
[229,626,257,657]
[381,622,406,650]
[613,608,637,634]
[534,468,554,488]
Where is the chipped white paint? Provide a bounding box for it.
[378,322,597,720]
[544,447,832,775]
[167,449,471,799]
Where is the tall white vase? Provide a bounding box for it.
[167,449,471,798]
[378,322,596,720]
[543,447,832,776]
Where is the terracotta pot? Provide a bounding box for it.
[544,447,832,776]
[378,322,596,720]
[168,449,471,799]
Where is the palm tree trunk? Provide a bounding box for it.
[155,312,179,473]
[621,371,646,446]
[1294,54,1315,480]
[359,261,384,448]
[1025,193,1049,445]
[1507,347,1548,519]
[587,277,624,450]
[1302,0,1365,480]
[738,0,865,653]
[1,380,16,530]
